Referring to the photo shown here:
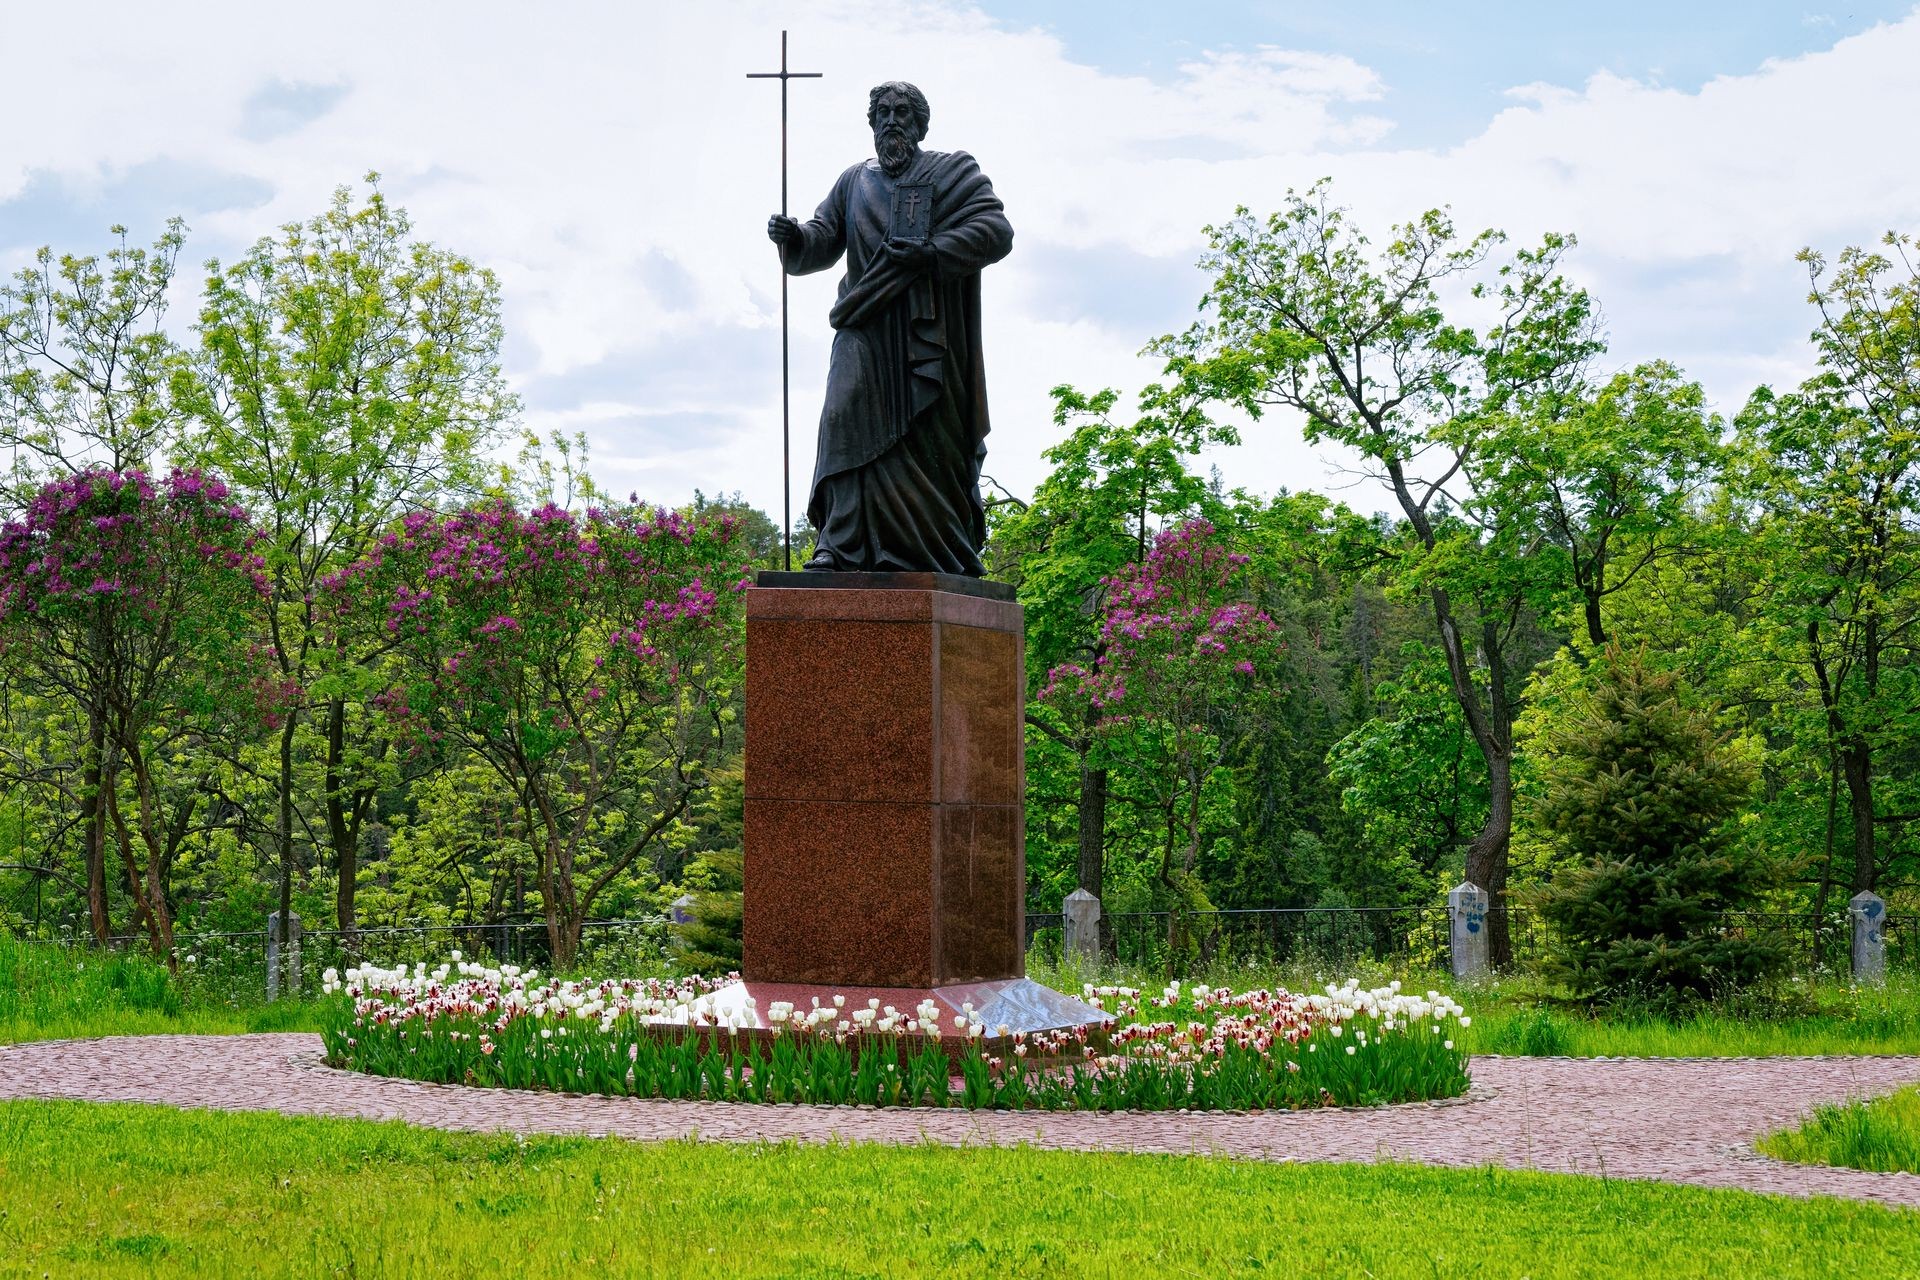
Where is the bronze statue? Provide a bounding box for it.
[767,81,1013,575]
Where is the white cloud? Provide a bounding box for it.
[3,2,1918,520]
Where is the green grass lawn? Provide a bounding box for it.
[0,1100,1911,1279]
[1760,1084,1920,1175]
[0,932,321,1045]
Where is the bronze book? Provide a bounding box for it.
[889,183,934,243]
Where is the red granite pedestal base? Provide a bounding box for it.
[738,572,1106,1043]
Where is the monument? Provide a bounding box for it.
[699,77,1105,1048]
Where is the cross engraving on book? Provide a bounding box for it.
[890,182,934,242]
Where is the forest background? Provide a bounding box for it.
[0,177,1913,975]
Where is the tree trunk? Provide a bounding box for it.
[274,711,299,981]
[1812,749,1840,969]
[119,751,177,966]
[1582,592,1607,649]
[1840,739,1876,893]
[104,782,154,947]
[1425,588,1516,968]
[323,696,358,931]
[82,711,109,943]
[1076,763,1106,899]
[1465,748,1514,966]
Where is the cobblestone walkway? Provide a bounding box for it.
[4,1034,1918,1207]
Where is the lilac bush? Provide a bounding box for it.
[328,500,751,967]
[1043,519,1283,948]
[0,469,270,959]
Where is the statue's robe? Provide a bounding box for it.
[780,149,1013,575]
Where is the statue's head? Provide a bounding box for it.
[868,81,929,176]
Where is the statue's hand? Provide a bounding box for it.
[767,215,801,246]
[884,238,937,273]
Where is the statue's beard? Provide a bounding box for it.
[874,129,919,176]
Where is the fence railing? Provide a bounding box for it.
[21,900,1911,999]
[75,916,677,1000]
[1024,903,1913,977]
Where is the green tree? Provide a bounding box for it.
[988,384,1222,911]
[1474,361,1722,648]
[1327,642,1489,902]
[1158,180,1601,960]
[0,222,193,938]
[1734,233,1920,896]
[1532,649,1783,1002]
[179,177,516,935]
[0,470,272,960]
[0,222,188,484]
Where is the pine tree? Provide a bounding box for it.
[1534,649,1784,1002]
[670,761,745,976]
[672,849,744,976]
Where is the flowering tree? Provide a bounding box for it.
[0,469,270,959]
[1043,519,1284,952]
[332,501,749,968]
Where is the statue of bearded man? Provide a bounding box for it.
[767,81,1013,576]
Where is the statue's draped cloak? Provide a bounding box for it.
[781,149,1013,574]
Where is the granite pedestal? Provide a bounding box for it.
[712,571,1106,1048]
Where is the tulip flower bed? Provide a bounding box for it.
[320,955,1470,1111]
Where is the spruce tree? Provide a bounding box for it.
[671,762,745,976]
[672,849,744,976]
[1534,649,1784,1002]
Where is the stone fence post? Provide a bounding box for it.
[1850,890,1886,986]
[1063,888,1101,964]
[1447,882,1489,982]
[266,910,300,1002]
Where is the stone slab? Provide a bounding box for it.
[746,586,1020,630]
[756,570,1015,601]
[743,799,1022,987]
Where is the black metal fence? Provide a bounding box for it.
[23,901,1913,999]
[1024,904,1914,977]
[84,916,677,1001]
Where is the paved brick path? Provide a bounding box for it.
[4,1034,1918,1207]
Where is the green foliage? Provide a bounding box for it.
[1533,650,1787,1001]
[3,181,1919,1007]
[1328,642,1488,899]
[0,221,188,481]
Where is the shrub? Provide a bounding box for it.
[671,850,743,976]
[1532,649,1785,1003]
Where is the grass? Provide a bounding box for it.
[0,1100,1913,1278]
[1030,951,1920,1058]
[0,932,321,1045]
[1760,1085,1920,1175]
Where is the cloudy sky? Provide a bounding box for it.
[5,1,1918,519]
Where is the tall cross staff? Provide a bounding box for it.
[748,31,822,572]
